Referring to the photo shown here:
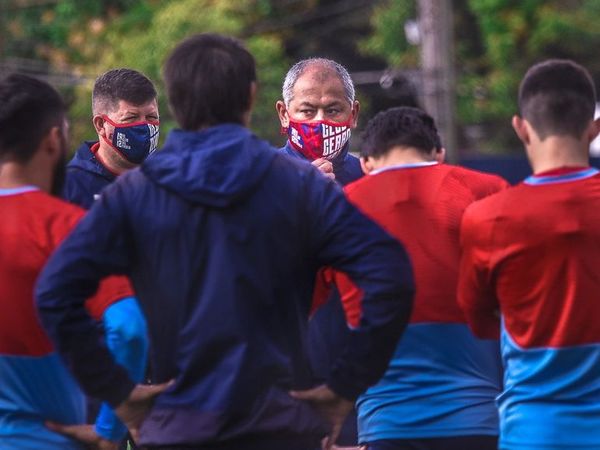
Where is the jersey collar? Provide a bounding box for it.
[524,167,599,185]
[369,161,438,176]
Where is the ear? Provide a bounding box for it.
[512,115,530,145]
[276,100,289,128]
[43,126,65,163]
[587,117,600,143]
[350,100,360,128]
[360,156,374,175]
[434,147,446,163]
[93,115,108,138]
[242,82,258,127]
[248,81,258,111]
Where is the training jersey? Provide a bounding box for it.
[335,162,508,443]
[458,167,600,449]
[0,186,132,449]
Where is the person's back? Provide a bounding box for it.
[0,73,135,450]
[0,188,86,449]
[461,168,600,448]
[350,166,504,439]
[459,59,600,449]
[35,34,415,450]
[334,108,506,450]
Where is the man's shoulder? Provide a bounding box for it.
[67,141,113,180]
[279,142,305,160]
[447,165,510,193]
[20,191,85,232]
[461,184,516,233]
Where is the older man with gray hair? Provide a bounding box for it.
[275,58,364,448]
[276,58,362,185]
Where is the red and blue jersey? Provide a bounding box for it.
[334,163,508,442]
[459,167,600,449]
[0,186,132,449]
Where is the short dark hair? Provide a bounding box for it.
[0,73,66,163]
[519,59,596,140]
[360,107,441,159]
[92,68,157,114]
[163,33,257,130]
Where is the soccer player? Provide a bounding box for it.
[330,106,507,450]
[35,33,415,450]
[458,59,600,449]
[0,73,140,449]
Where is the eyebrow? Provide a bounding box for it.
[298,102,317,108]
[297,100,344,108]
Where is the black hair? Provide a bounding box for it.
[163,33,257,130]
[92,68,157,114]
[519,59,596,140]
[0,73,66,163]
[360,106,441,159]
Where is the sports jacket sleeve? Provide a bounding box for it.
[94,297,148,441]
[302,170,415,400]
[457,203,500,340]
[36,177,136,408]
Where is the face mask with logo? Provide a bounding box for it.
[285,119,352,161]
[102,115,160,164]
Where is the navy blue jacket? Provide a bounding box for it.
[280,141,363,186]
[36,124,414,448]
[63,141,116,209]
[281,140,364,445]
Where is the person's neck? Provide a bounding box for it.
[96,140,136,176]
[370,147,435,170]
[0,161,49,192]
[527,135,589,174]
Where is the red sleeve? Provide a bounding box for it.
[310,267,333,316]
[457,203,500,339]
[84,275,135,321]
[333,270,363,329]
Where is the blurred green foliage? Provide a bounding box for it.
[359,0,600,152]
[2,0,600,154]
[1,0,289,149]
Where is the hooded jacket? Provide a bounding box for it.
[36,124,414,448]
[63,141,116,210]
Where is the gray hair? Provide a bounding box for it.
[282,58,355,106]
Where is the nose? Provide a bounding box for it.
[314,109,325,121]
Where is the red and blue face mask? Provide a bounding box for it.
[285,119,352,161]
[102,115,160,164]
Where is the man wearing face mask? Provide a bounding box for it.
[276,58,361,185]
[59,68,155,448]
[64,68,159,209]
[275,58,363,447]
[0,74,143,450]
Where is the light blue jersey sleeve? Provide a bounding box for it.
[94,297,148,441]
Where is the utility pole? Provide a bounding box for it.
[418,0,457,162]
